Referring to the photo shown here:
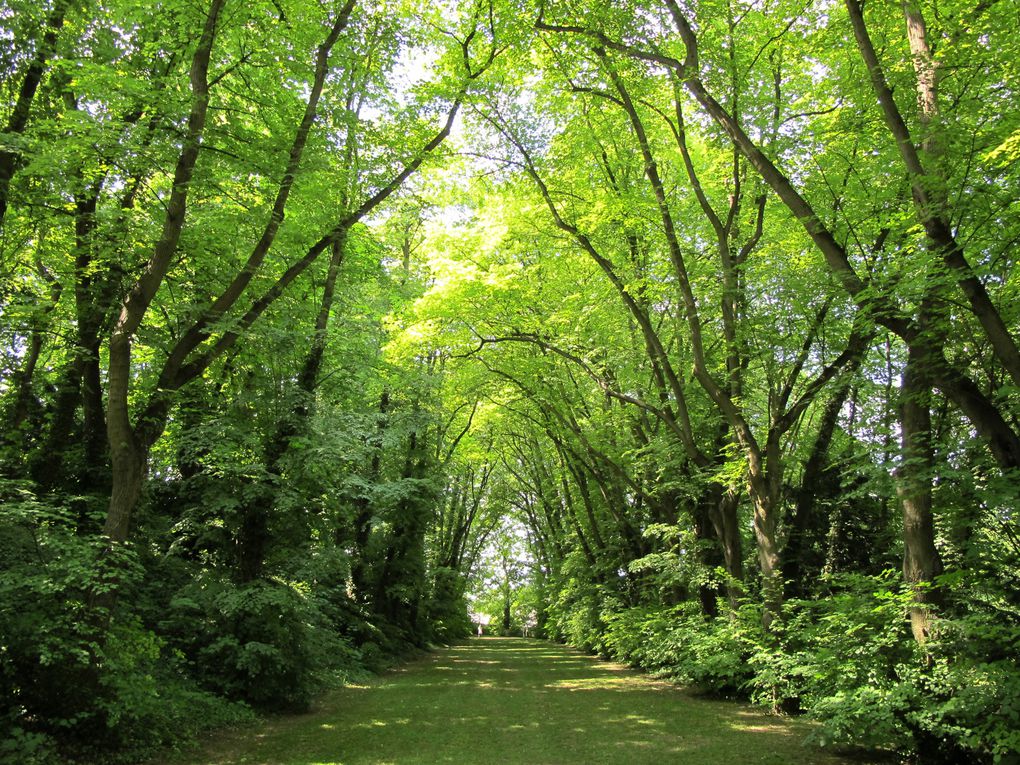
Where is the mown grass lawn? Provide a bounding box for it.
[161,637,863,764]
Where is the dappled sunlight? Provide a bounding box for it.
[351,720,391,729]
[545,676,655,691]
[174,638,854,765]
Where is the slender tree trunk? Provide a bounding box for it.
[692,492,722,619]
[783,377,856,595]
[846,0,1020,388]
[351,390,389,603]
[707,483,744,609]
[235,236,348,582]
[3,262,62,461]
[0,0,72,228]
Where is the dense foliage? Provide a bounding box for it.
[2,0,1019,763]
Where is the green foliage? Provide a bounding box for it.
[0,483,253,763]
[777,577,1020,764]
[542,552,616,651]
[592,572,1020,763]
[602,603,755,693]
[426,567,472,643]
[2,0,1020,761]
[162,575,362,711]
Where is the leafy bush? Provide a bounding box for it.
[568,567,1020,763]
[544,552,620,652]
[752,573,918,740]
[0,487,128,751]
[0,483,254,763]
[162,574,361,710]
[897,611,1020,763]
[602,603,755,693]
[748,573,1019,762]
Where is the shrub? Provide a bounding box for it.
[602,602,756,694]
[162,574,360,710]
[568,568,1020,763]
[0,483,254,763]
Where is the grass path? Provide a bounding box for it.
[166,637,863,764]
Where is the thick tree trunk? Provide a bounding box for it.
[32,361,84,488]
[692,494,722,619]
[74,194,113,488]
[103,420,147,545]
[749,477,783,631]
[236,482,272,583]
[102,0,225,547]
[897,347,945,643]
[502,595,512,634]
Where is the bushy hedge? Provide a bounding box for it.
[161,575,364,711]
[549,569,1020,764]
[0,486,255,764]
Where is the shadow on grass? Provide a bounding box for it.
[168,638,861,765]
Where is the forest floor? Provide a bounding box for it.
[159,637,868,764]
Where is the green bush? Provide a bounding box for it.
[602,603,755,694]
[747,573,1019,762]
[0,484,254,763]
[0,487,128,752]
[566,567,1020,763]
[162,574,361,710]
[544,553,622,652]
[899,611,1020,764]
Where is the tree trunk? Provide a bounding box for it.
[783,378,854,595]
[0,0,72,227]
[351,390,389,603]
[103,421,147,545]
[692,493,722,619]
[236,482,272,583]
[707,483,744,609]
[749,478,783,631]
[101,0,226,547]
[502,595,512,634]
[897,347,945,643]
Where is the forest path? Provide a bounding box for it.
[168,637,859,764]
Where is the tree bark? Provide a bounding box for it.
[897,346,945,643]
[707,482,744,609]
[103,0,226,544]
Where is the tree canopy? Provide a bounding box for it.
[2,0,1019,762]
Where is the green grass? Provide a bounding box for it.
[159,637,863,764]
